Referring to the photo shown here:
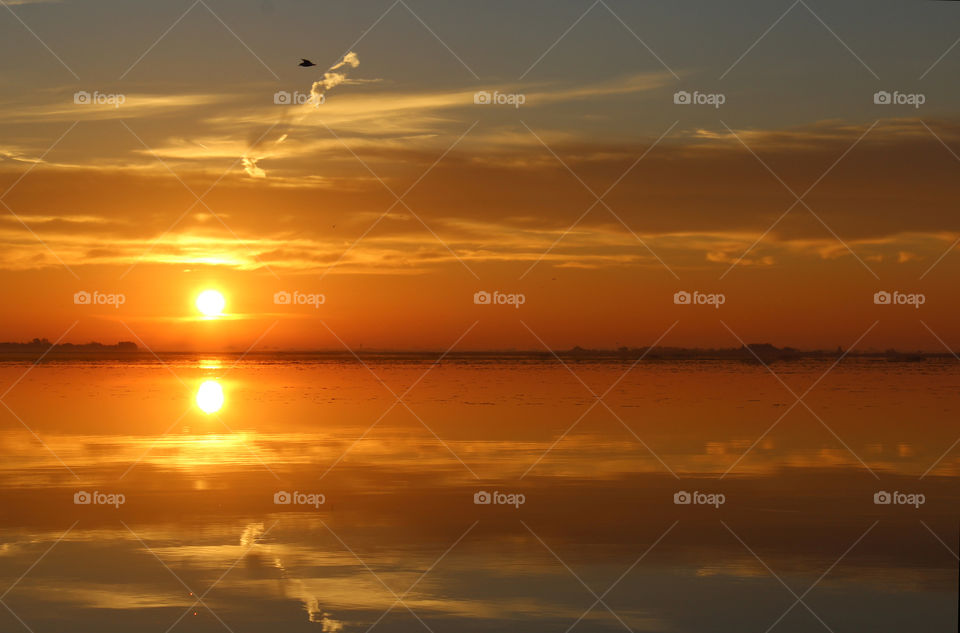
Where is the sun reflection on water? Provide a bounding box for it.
[196,380,224,414]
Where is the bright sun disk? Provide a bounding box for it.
[196,289,225,316]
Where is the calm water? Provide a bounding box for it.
[0,358,957,632]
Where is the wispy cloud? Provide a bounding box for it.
[0,93,226,125]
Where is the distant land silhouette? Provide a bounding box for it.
[0,339,946,362]
[0,338,138,353]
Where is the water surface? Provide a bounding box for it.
[1,359,957,631]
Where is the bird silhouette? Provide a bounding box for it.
[298,59,316,67]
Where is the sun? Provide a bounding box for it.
[196,289,225,317]
[196,380,224,414]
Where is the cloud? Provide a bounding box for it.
[0,93,225,125]
[311,51,362,99]
[242,156,266,178]
[330,51,359,71]
[211,71,672,146]
[4,115,960,276]
[0,72,673,177]
[309,52,361,102]
[242,52,363,179]
[307,51,363,108]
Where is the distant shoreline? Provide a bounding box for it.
[0,341,948,362]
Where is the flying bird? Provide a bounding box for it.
[298,59,316,67]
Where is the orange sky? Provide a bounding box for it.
[2,1,960,351]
